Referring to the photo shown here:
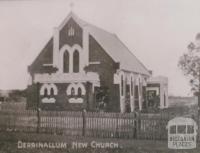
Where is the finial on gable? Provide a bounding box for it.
[70,1,74,12]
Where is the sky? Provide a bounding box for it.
[0,0,200,96]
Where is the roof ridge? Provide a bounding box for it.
[30,12,150,76]
[59,11,115,37]
[86,22,115,36]
[58,11,88,29]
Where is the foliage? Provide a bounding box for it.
[8,89,27,102]
[178,36,200,93]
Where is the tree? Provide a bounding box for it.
[178,33,200,116]
[8,89,27,102]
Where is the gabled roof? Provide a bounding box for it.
[30,12,150,76]
[61,12,150,76]
[87,25,150,76]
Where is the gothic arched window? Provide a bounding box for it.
[73,50,79,73]
[44,88,48,97]
[50,88,54,96]
[40,83,58,97]
[63,50,69,73]
[78,87,82,97]
[131,77,134,96]
[71,87,75,96]
[121,75,124,96]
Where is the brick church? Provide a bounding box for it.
[27,12,153,113]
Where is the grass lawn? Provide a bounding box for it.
[0,132,200,153]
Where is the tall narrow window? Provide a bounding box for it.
[131,77,133,96]
[134,86,139,99]
[63,50,69,73]
[164,93,166,107]
[125,77,127,95]
[71,87,75,96]
[134,85,139,110]
[44,88,48,97]
[78,87,82,97]
[73,50,79,73]
[121,76,124,96]
[50,88,54,96]
[142,86,146,109]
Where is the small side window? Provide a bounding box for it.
[121,76,124,96]
[131,77,134,96]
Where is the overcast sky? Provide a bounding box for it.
[0,0,200,96]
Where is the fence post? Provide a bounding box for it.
[136,111,141,139]
[36,108,41,133]
[115,113,119,138]
[82,109,86,136]
[133,112,137,139]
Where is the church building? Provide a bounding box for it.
[27,12,151,112]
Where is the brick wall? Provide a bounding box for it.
[27,20,121,112]
[59,18,83,48]
[85,35,120,112]
[27,83,90,111]
[28,38,57,74]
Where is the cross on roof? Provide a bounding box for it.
[70,2,74,11]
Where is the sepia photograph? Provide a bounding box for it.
[0,0,200,152]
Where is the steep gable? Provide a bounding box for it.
[29,12,150,76]
[29,13,85,74]
[59,17,83,48]
[61,12,150,76]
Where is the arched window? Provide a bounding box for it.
[66,83,86,96]
[44,88,48,97]
[71,87,75,96]
[131,77,133,96]
[164,93,166,107]
[73,50,79,73]
[63,50,69,73]
[78,87,82,97]
[40,83,58,96]
[50,88,54,96]
[121,75,124,96]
